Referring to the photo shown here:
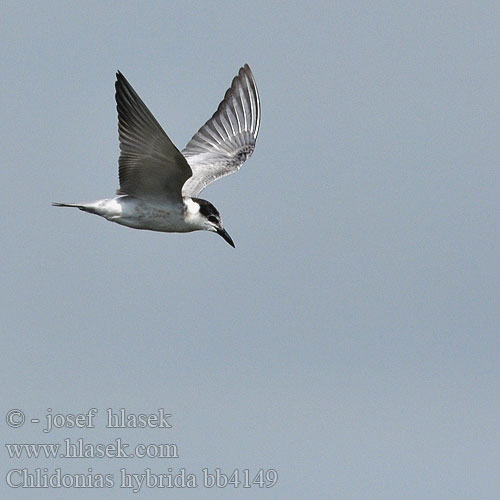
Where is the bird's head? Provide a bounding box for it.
[184,197,235,248]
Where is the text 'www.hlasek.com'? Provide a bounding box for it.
[4,408,278,493]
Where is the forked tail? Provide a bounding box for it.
[52,202,84,209]
[52,202,100,215]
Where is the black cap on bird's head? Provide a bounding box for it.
[193,198,235,248]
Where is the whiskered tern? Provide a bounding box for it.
[53,64,261,248]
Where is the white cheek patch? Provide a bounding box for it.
[184,198,200,216]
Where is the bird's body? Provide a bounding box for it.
[53,64,261,247]
[55,196,195,232]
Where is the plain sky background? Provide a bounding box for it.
[1,1,498,499]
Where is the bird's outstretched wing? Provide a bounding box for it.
[181,64,260,197]
[115,71,192,202]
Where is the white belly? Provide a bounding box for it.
[95,196,193,233]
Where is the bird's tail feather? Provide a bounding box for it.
[52,202,84,209]
[52,202,99,214]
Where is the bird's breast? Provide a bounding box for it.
[103,196,192,233]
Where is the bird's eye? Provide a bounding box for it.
[208,215,218,224]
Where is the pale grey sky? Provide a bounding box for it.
[2,1,499,499]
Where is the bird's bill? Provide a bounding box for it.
[216,227,235,248]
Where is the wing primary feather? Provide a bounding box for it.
[181,64,261,197]
[114,71,192,201]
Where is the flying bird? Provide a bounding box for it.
[53,64,261,247]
